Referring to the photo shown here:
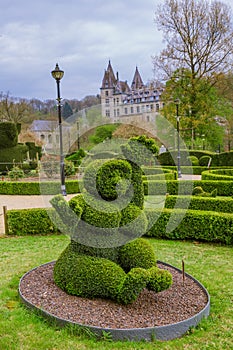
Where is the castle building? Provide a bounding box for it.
[100,61,164,122]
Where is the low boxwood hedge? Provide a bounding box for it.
[0,180,80,195]
[202,169,233,181]
[145,208,233,245]
[165,195,233,213]
[143,180,233,196]
[7,208,60,235]
[6,205,233,245]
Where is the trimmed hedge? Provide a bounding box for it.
[145,208,233,245]
[0,179,80,195]
[165,195,233,213]
[7,206,233,245]
[7,208,60,235]
[161,165,209,175]
[202,169,233,181]
[143,180,233,196]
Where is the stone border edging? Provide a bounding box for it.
[18,261,210,342]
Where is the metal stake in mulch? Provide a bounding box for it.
[182,259,185,286]
[3,205,9,234]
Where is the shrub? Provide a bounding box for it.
[95,159,132,201]
[64,159,76,176]
[165,195,233,213]
[0,180,80,195]
[0,122,18,148]
[187,155,199,166]
[66,148,86,166]
[117,268,149,304]
[53,244,125,300]
[119,238,157,272]
[202,169,233,181]
[147,266,173,293]
[145,208,233,245]
[7,166,24,180]
[199,155,211,166]
[7,208,60,235]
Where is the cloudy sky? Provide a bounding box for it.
[0,0,165,101]
[1,0,232,102]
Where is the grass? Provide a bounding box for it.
[0,234,232,349]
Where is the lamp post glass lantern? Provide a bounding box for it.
[51,63,67,196]
[175,99,182,178]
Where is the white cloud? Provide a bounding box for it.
[0,0,164,100]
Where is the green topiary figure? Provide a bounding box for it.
[51,146,172,305]
[192,186,217,197]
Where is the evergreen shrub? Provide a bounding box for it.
[165,195,233,213]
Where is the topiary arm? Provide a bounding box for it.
[50,194,82,234]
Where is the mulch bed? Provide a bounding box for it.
[19,261,208,329]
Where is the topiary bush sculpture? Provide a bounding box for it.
[51,145,172,305]
[192,186,217,197]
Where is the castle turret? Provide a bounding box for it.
[131,66,144,90]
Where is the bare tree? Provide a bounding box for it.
[0,92,31,123]
[153,0,233,83]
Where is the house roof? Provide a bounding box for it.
[30,120,58,132]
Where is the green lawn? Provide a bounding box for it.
[0,234,232,350]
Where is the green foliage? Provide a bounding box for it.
[202,169,233,181]
[187,155,199,166]
[0,122,18,148]
[146,208,233,245]
[7,208,60,235]
[62,101,73,120]
[53,244,125,300]
[0,179,80,195]
[143,180,233,196]
[199,155,211,166]
[165,195,233,213]
[65,148,86,166]
[121,137,156,166]
[192,186,217,197]
[0,144,29,172]
[119,204,148,238]
[52,157,172,305]
[7,166,24,180]
[129,135,159,155]
[25,142,42,160]
[147,266,173,293]
[119,238,157,272]
[117,268,149,304]
[64,159,76,176]
[96,159,132,201]
[89,124,118,144]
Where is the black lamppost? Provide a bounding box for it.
[51,63,66,196]
[175,99,182,178]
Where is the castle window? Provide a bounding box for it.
[131,107,134,114]
[136,106,140,113]
[105,109,110,117]
[105,98,109,106]
[147,115,150,122]
[150,104,154,111]
[156,104,160,111]
[117,109,120,116]
[40,134,45,140]
[124,107,128,114]
[48,134,52,144]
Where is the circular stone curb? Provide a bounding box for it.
[18,261,210,342]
